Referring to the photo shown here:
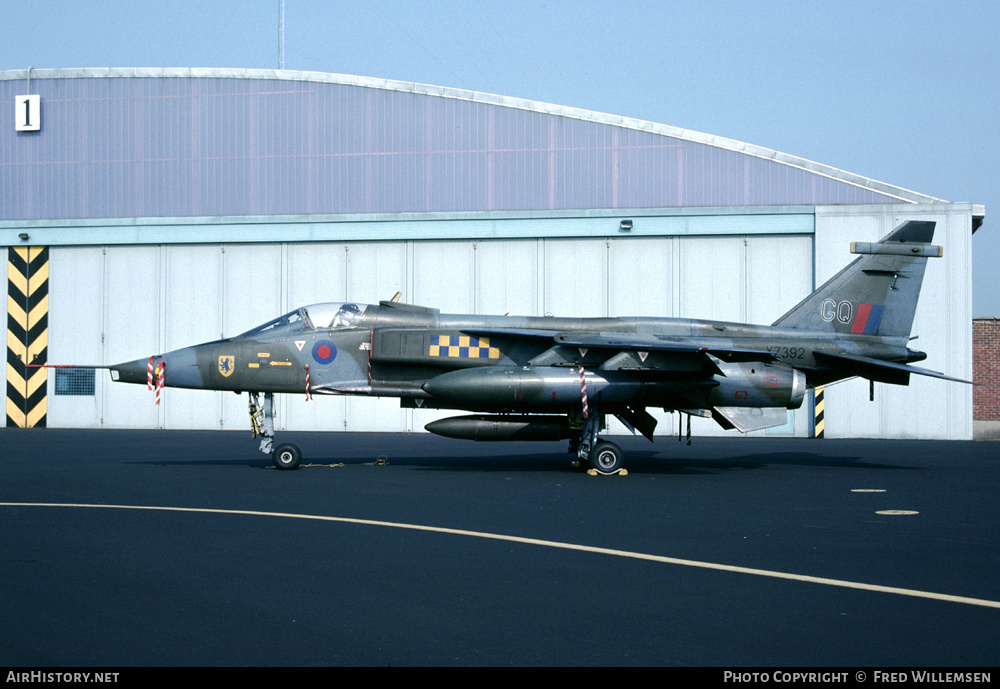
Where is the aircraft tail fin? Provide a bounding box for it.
[771,221,941,340]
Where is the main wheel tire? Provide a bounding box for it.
[272,443,302,470]
[588,440,624,475]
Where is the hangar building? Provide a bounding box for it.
[1,68,982,439]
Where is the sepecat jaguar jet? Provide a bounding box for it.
[109,220,970,474]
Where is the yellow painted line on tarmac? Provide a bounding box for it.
[3,502,999,610]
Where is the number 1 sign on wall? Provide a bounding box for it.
[15,95,40,132]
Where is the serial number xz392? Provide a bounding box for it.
[766,346,806,359]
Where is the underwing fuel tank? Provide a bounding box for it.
[425,415,572,441]
[422,366,631,411]
[422,362,808,412]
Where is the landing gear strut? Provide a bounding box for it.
[250,392,302,470]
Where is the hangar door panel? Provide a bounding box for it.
[608,237,673,318]
[103,247,162,429]
[413,242,475,315]
[745,236,813,326]
[164,246,223,430]
[47,248,103,428]
[286,243,349,308]
[346,241,407,305]
[543,239,607,318]
[678,237,745,322]
[475,240,538,317]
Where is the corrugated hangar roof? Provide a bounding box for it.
[1,67,942,221]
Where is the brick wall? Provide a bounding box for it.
[973,318,1000,420]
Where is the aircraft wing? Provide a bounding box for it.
[553,334,708,353]
[461,329,779,366]
[458,327,573,341]
[454,327,801,437]
[554,334,779,362]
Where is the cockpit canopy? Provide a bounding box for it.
[241,302,371,337]
[305,302,369,329]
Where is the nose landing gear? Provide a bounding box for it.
[272,443,302,470]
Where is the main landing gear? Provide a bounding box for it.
[249,392,302,470]
[588,440,625,474]
[575,411,625,475]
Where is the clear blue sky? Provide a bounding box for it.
[3,0,997,314]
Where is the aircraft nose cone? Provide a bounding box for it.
[109,357,153,385]
[109,347,207,389]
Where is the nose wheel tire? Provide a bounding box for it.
[273,443,302,470]
[588,440,624,474]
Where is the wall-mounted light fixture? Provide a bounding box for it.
[619,219,633,231]
[18,233,29,241]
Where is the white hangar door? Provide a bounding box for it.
[46,247,105,429]
[45,246,165,429]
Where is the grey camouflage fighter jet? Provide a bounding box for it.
[109,221,970,473]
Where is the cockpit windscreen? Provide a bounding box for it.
[303,303,369,329]
[240,303,370,337]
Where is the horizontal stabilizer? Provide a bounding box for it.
[813,351,974,385]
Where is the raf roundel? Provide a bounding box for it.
[312,339,337,365]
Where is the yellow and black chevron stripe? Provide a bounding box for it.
[7,246,48,428]
[813,385,824,439]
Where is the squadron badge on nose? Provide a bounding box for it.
[218,355,235,377]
